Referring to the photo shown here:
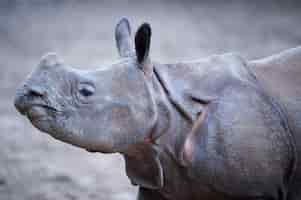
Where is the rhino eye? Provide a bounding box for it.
[78,83,95,97]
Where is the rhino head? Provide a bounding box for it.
[14,18,159,153]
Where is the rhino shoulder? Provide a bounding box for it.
[153,53,254,122]
[181,83,296,199]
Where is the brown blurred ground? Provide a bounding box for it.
[0,1,300,200]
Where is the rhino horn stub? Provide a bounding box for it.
[39,52,63,67]
[115,17,134,57]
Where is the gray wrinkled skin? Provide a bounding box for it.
[14,18,301,200]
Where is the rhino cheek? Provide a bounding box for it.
[38,106,128,152]
[74,103,151,153]
[89,105,143,152]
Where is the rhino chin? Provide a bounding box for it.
[29,117,53,135]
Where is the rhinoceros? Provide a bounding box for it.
[14,18,301,200]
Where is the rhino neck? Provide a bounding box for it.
[125,62,194,159]
[150,63,194,161]
[150,54,256,161]
[122,63,194,189]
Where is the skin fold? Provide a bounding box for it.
[14,18,301,200]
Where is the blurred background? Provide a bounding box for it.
[0,0,300,199]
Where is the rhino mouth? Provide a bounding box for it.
[25,104,61,121]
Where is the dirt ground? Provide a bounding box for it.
[0,1,300,200]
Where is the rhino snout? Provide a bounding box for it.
[14,85,46,115]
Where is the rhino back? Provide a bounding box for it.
[251,46,301,198]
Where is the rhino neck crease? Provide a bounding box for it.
[126,63,193,158]
[123,63,194,189]
[151,63,194,162]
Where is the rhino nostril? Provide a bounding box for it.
[28,89,44,97]
[14,86,46,115]
[25,85,46,98]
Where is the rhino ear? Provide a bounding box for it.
[115,17,134,57]
[135,23,152,67]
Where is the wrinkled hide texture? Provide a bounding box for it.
[124,144,163,189]
[153,54,252,122]
[14,18,301,200]
[148,53,297,200]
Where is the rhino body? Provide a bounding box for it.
[14,18,301,200]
